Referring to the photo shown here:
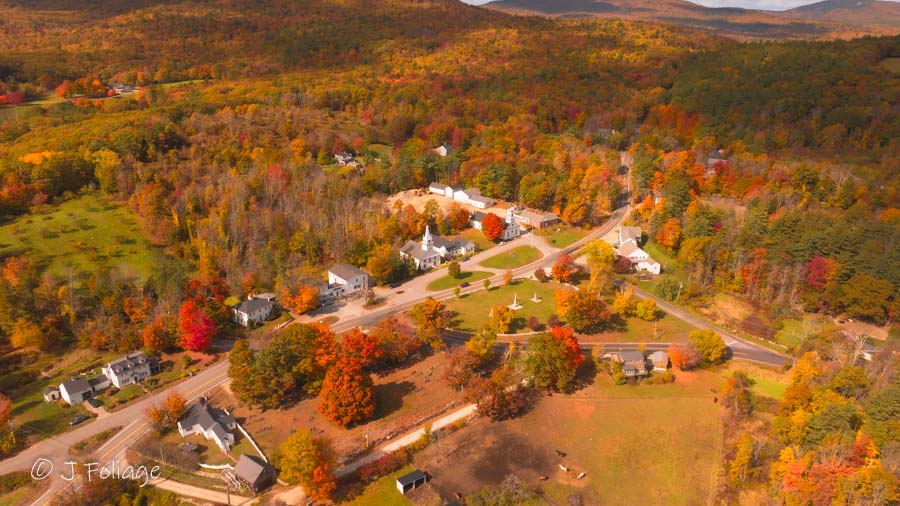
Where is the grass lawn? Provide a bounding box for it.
[479,246,542,270]
[718,362,789,400]
[588,312,697,343]
[537,226,587,248]
[774,313,836,348]
[426,270,492,291]
[459,228,495,251]
[339,466,413,506]
[0,479,44,506]
[412,370,724,505]
[445,279,561,333]
[0,193,176,283]
[0,93,64,121]
[101,384,143,411]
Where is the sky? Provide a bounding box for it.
[462,0,898,11]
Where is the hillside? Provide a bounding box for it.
[785,0,900,28]
[483,0,899,38]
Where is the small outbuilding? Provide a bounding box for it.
[43,386,60,402]
[396,470,428,494]
[234,454,276,493]
[648,350,669,371]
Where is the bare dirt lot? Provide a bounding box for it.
[387,189,511,217]
[218,351,464,464]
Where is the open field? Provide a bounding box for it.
[408,369,724,505]
[0,93,65,121]
[224,352,463,463]
[459,228,496,252]
[537,226,587,248]
[586,311,697,343]
[774,313,837,348]
[717,362,789,400]
[479,245,542,270]
[445,279,560,333]
[0,193,175,282]
[426,270,492,291]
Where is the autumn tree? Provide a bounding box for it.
[689,329,727,365]
[634,298,658,321]
[612,287,636,317]
[340,328,379,369]
[177,301,216,352]
[464,366,531,421]
[443,346,479,390]
[721,371,754,420]
[557,289,611,333]
[142,317,171,352]
[656,218,683,249]
[727,433,757,487]
[278,281,320,315]
[410,297,448,351]
[668,342,700,370]
[481,212,505,241]
[317,356,376,427]
[525,327,584,392]
[465,327,497,366]
[448,261,461,278]
[9,318,46,350]
[489,305,515,334]
[229,339,255,402]
[371,316,419,367]
[551,254,576,283]
[278,430,336,502]
[165,391,187,423]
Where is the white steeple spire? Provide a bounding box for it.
[422,225,433,251]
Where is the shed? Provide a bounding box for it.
[396,470,428,494]
[234,454,276,493]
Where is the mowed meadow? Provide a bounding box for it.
[0,194,172,282]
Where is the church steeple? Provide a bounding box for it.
[422,225,433,251]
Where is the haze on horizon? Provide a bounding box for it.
[462,0,899,12]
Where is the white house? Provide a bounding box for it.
[334,152,360,168]
[319,264,369,301]
[400,226,475,270]
[102,352,153,389]
[453,187,494,209]
[59,378,93,405]
[615,228,661,275]
[432,144,451,157]
[177,401,237,453]
[471,208,521,241]
[232,296,275,327]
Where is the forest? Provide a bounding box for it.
[0,1,897,502]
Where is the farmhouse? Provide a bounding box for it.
[334,151,361,168]
[102,351,153,389]
[428,182,458,198]
[615,227,661,275]
[607,350,649,378]
[232,296,275,327]
[396,469,428,494]
[471,208,522,240]
[177,401,237,453]
[453,187,494,209]
[400,226,474,270]
[234,454,276,493]
[514,209,560,229]
[319,264,370,301]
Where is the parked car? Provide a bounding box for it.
[459,282,470,288]
[86,398,103,408]
[68,415,87,426]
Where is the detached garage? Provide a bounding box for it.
[396,470,428,494]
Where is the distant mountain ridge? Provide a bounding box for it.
[483,0,900,38]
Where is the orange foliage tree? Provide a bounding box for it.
[317,356,376,427]
[481,212,505,241]
[551,253,576,283]
[279,281,320,314]
[656,218,683,249]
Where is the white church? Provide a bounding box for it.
[399,226,475,270]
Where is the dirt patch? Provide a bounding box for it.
[836,318,889,341]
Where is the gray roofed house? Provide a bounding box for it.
[515,209,560,229]
[234,454,276,493]
[608,350,649,378]
[177,401,237,453]
[233,296,274,327]
[619,226,642,247]
[59,378,93,406]
[102,351,152,388]
[400,226,474,270]
[319,263,370,302]
[330,263,367,282]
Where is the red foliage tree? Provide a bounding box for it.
[551,254,576,283]
[550,325,584,370]
[481,212,505,241]
[341,328,380,368]
[177,301,216,352]
[668,342,700,370]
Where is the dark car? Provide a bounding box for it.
[68,415,87,426]
[87,398,103,408]
[459,282,470,288]
[389,282,401,288]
